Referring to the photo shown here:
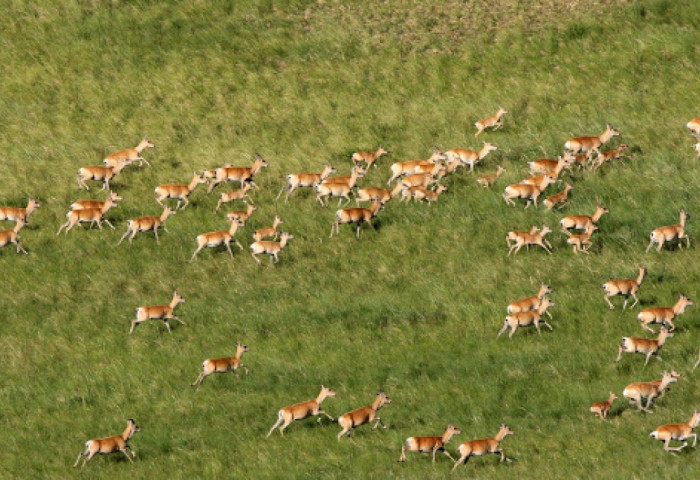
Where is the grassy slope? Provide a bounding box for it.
[1,0,700,478]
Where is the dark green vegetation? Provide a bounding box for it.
[2,0,700,478]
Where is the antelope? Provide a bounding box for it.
[503,174,556,208]
[321,165,367,188]
[507,283,553,316]
[226,203,257,225]
[190,342,249,390]
[445,142,498,173]
[154,172,207,210]
[646,209,690,252]
[476,166,506,188]
[560,204,608,233]
[444,158,465,175]
[528,152,575,174]
[615,326,674,365]
[191,219,244,261]
[253,215,283,242]
[522,157,572,185]
[73,419,140,468]
[638,294,694,333]
[497,297,555,338]
[355,183,404,206]
[386,149,445,184]
[77,158,129,190]
[398,424,461,463]
[0,198,41,223]
[56,194,119,235]
[412,184,447,204]
[543,183,574,210]
[564,123,621,156]
[330,201,383,238]
[650,410,700,454]
[250,231,293,264]
[337,391,392,440]
[506,226,541,249]
[687,117,700,137]
[129,290,185,335]
[266,385,336,437]
[276,164,336,202]
[104,137,155,168]
[315,181,353,207]
[118,206,175,245]
[215,183,254,212]
[0,219,28,254]
[602,265,647,310]
[507,226,553,256]
[566,224,598,254]
[71,191,122,211]
[352,146,388,169]
[590,392,618,420]
[623,370,680,413]
[401,186,427,203]
[592,143,629,171]
[474,107,508,136]
[451,424,514,472]
[412,161,446,179]
[206,154,269,191]
[400,173,436,190]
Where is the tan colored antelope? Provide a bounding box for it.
[507,283,553,316]
[0,219,28,254]
[0,198,41,223]
[118,206,175,245]
[253,215,283,242]
[386,150,445,184]
[476,166,506,188]
[503,174,556,208]
[322,165,367,189]
[206,154,269,191]
[615,326,674,365]
[104,137,155,168]
[129,290,185,335]
[507,226,553,256]
[250,231,293,264]
[528,152,575,174]
[638,294,694,333]
[451,424,514,472]
[623,370,679,413]
[276,164,336,203]
[687,117,700,137]
[154,172,207,210]
[266,385,336,437]
[560,204,608,233]
[602,265,647,310]
[400,173,436,190]
[544,183,574,210]
[315,180,354,207]
[651,410,700,454]
[592,143,629,171]
[71,191,122,211]
[445,142,498,173]
[506,226,541,249]
[191,219,244,261]
[337,391,391,440]
[590,392,618,420]
[226,203,257,225]
[352,146,388,169]
[398,424,461,463]
[522,157,572,186]
[355,183,404,206]
[191,342,249,390]
[444,158,465,176]
[401,186,428,203]
[646,209,690,252]
[412,184,447,204]
[56,194,119,235]
[77,158,130,191]
[330,201,383,238]
[215,183,254,212]
[566,224,598,254]
[564,123,620,156]
[475,107,508,136]
[74,419,140,468]
[412,161,446,180]
[497,297,555,338]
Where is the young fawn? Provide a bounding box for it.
[398,424,461,463]
[590,392,618,419]
[602,265,646,310]
[565,224,598,254]
[267,385,336,437]
[0,219,28,254]
[215,183,254,212]
[337,391,391,440]
[451,424,514,472]
[352,146,388,169]
[476,166,506,188]
[191,343,249,390]
[74,419,140,468]
[543,183,574,210]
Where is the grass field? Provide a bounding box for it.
[2,0,700,478]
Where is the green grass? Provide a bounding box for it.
[2,0,700,478]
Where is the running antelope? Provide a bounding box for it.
[386,150,445,184]
[592,144,629,171]
[497,297,555,338]
[71,191,122,211]
[507,226,553,256]
[0,219,28,254]
[315,181,354,207]
[412,184,448,204]
[191,219,244,261]
[412,161,445,179]
[543,183,574,210]
[129,290,185,335]
[651,410,700,454]
[590,392,618,420]
[398,424,461,463]
[507,283,553,316]
[77,158,130,190]
[638,293,694,333]
[566,224,598,254]
[602,265,647,310]
[253,215,283,242]
[215,183,254,212]
[73,419,140,468]
[528,152,576,174]
[503,174,556,208]
[623,370,680,413]
[560,205,608,233]
[506,226,541,249]
[226,203,257,225]
[337,391,391,440]
[400,173,436,190]
[476,166,506,188]
[0,198,41,223]
[190,343,249,390]
[401,186,428,203]
[451,424,514,472]
[522,158,572,186]
[355,183,404,206]
[322,165,367,188]
[687,117,700,137]
[155,172,207,210]
[118,206,175,245]
[352,146,388,169]
[615,326,674,365]
[276,164,336,203]
[646,209,690,252]
[266,385,336,437]
[330,201,383,238]
[475,107,508,136]
[564,123,620,156]
[104,137,155,168]
[206,154,269,191]
[445,142,498,173]
[56,194,119,235]
[250,232,293,264]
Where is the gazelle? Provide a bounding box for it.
[623,370,680,413]
[71,191,122,211]
[226,203,257,225]
[206,154,269,191]
[592,143,628,171]
[503,174,556,208]
[506,226,541,248]
[507,283,553,316]
[602,265,647,310]
[154,172,207,210]
[104,137,155,168]
[191,219,245,261]
[355,183,404,205]
[412,161,445,179]
[0,198,41,223]
[476,166,506,188]
[352,146,388,169]
[507,226,553,256]
[564,123,620,156]
[543,183,574,210]
[687,117,700,137]
[330,201,383,238]
[646,209,690,252]
[638,293,694,333]
[266,385,336,437]
[451,424,514,472]
[77,158,129,190]
[615,326,674,365]
[129,290,185,335]
[398,424,461,463]
[215,183,254,212]
[337,391,392,440]
[566,224,598,254]
[190,342,249,390]
[560,204,608,233]
[250,232,293,264]
[315,181,353,207]
[651,410,700,454]
[412,184,448,204]
[0,219,28,254]
[401,186,428,203]
[590,392,618,419]
[56,194,119,235]
[523,156,572,184]
[321,165,367,189]
[527,154,572,174]
[445,142,498,173]
[474,107,508,136]
[276,164,336,203]
[253,215,283,242]
[497,297,555,338]
[400,173,436,190]
[386,150,445,184]
[73,419,140,468]
[118,206,175,245]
